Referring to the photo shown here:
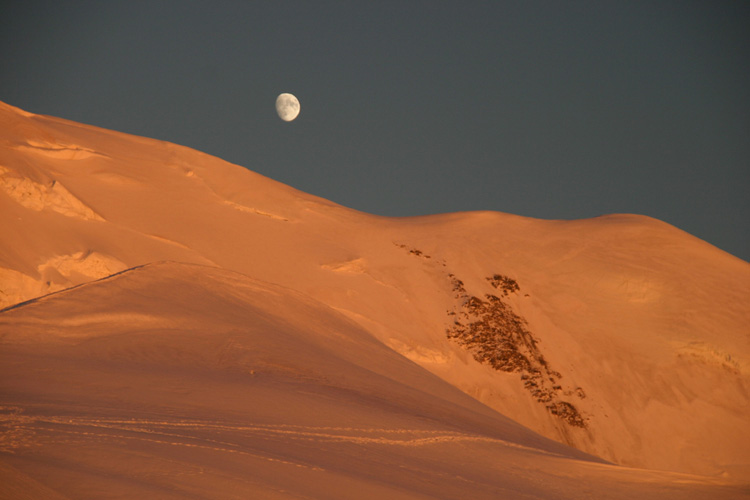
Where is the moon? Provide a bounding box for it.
[276,93,300,122]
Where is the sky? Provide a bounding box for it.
[1,1,748,261]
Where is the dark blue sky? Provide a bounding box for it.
[2,1,748,261]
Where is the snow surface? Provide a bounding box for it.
[1,100,749,498]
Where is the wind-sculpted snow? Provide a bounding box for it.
[1,101,749,495]
[0,249,125,310]
[0,411,561,454]
[0,165,103,221]
[14,139,107,161]
[0,262,742,499]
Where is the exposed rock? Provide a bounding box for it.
[447,274,586,428]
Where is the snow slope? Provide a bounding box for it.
[1,100,749,496]
[0,262,740,499]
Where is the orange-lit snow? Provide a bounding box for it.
[1,101,748,498]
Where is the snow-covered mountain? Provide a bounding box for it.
[1,101,748,498]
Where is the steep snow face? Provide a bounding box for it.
[366,211,750,477]
[1,101,749,481]
[0,262,739,500]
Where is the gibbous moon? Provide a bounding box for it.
[276,93,300,122]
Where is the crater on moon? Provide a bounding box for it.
[276,93,300,122]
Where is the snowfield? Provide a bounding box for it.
[1,101,748,498]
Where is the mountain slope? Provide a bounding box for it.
[1,261,740,500]
[1,100,749,483]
